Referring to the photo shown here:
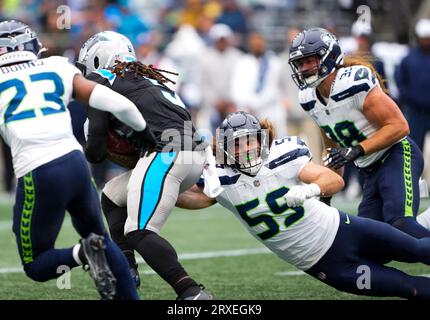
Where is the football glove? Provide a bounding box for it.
[127,127,158,157]
[323,145,364,169]
[284,183,321,207]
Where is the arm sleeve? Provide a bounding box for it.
[84,107,110,163]
[88,84,147,132]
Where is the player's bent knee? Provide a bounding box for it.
[23,263,49,282]
[125,229,154,245]
[101,192,118,213]
[389,216,430,239]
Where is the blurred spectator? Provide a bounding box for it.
[216,0,248,46]
[230,31,286,138]
[395,18,430,153]
[104,1,149,44]
[196,23,243,133]
[135,31,180,93]
[351,20,387,83]
[0,139,14,195]
[196,13,216,44]
[278,27,322,160]
[163,24,206,112]
[136,32,163,65]
[180,0,205,28]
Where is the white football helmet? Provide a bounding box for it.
[76,31,136,76]
[0,20,45,67]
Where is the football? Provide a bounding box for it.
[106,129,139,169]
[107,129,136,155]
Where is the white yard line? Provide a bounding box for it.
[135,247,270,264]
[275,271,430,278]
[275,271,305,276]
[0,247,271,274]
[2,247,430,279]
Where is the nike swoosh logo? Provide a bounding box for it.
[345,215,350,224]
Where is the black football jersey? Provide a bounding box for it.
[84,68,205,162]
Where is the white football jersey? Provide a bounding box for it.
[214,137,340,270]
[298,65,405,168]
[0,56,83,178]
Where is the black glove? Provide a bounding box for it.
[323,145,364,169]
[127,126,158,157]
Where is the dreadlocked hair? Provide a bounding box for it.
[111,60,178,88]
[337,54,388,94]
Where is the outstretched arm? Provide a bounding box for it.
[176,185,217,209]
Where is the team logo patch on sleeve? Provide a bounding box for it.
[354,67,369,81]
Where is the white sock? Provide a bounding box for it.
[417,206,430,230]
[72,244,83,265]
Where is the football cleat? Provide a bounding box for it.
[177,284,213,300]
[130,266,141,289]
[81,233,117,300]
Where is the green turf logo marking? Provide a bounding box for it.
[21,172,35,264]
[402,140,413,217]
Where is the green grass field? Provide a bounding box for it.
[1,196,429,300]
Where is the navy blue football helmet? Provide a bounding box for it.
[288,28,344,89]
[0,20,43,67]
[216,111,269,176]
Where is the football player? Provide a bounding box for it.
[0,20,148,299]
[288,27,430,238]
[78,31,212,299]
[177,111,430,299]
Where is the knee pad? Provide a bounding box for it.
[125,229,155,246]
[126,229,177,258]
[101,192,119,215]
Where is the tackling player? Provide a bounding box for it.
[177,111,430,299]
[78,31,212,299]
[288,27,430,238]
[0,20,146,299]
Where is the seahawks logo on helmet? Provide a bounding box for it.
[288,27,344,90]
[217,111,269,176]
[321,33,335,46]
